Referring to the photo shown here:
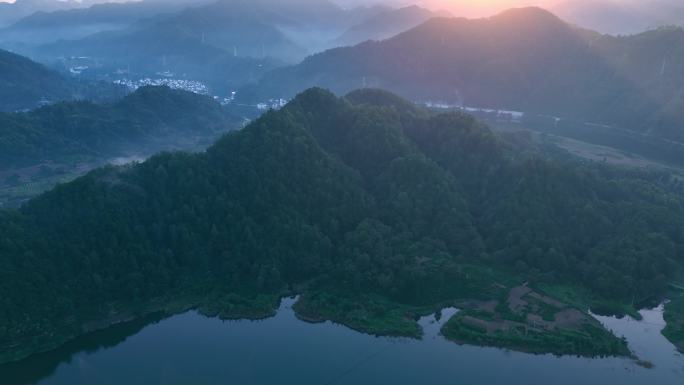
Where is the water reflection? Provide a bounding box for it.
[417,307,459,338]
[593,304,684,374]
[0,313,167,385]
[1,299,683,385]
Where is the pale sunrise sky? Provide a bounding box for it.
[0,0,559,9]
[0,0,645,19]
[412,0,557,16]
[337,0,560,16]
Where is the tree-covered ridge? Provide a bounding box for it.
[0,88,683,363]
[0,48,125,112]
[0,48,71,111]
[0,85,238,169]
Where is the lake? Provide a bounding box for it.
[2,298,682,385]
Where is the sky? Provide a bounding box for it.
[0,0,558,12]
[419,0,556,16]
[336,0,559,16]
[0,0,672,21]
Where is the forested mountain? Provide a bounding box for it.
[241,7,684,143]
[0,85,240,170]
[334,5,449,47]
[0,48,124,112]
[0,48,71,111]
[1,88,682,363]
[0,0,205,46]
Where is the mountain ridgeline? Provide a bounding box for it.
[0,85,239,170]
[1,88,683,362]
[29,0,392,70]
[0,0,208,46]
[0,48,71,111]
[333,5,448,47]
[0,48,125,112]
[242,7,684,143]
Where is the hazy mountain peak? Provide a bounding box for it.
[403,6,570,41]
[334,3,444,46]
[490,6,565,25]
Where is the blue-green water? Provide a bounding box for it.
[2,298,682,385]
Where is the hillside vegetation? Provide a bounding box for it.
[0,48,125,112]
[1,88,683,363]
[0,85,239,170]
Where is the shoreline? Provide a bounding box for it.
[2,288,681,366]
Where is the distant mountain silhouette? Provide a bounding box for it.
[334,5,450,46]
[552,0,684,35]
[242,7,684,142]
[0,0,205,45]
[0,0,85,27]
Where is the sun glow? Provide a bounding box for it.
[421,0,559,17]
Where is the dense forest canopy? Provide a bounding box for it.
[1,88,683,362]
[0,48,125,112]
[0,85,240,170]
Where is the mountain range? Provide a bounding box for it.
[0,0,208,47]
[6,0,375,63]
[240,7,684,144]
[0,0,405,94]
[0,0,90,28]
[1,0,446,68]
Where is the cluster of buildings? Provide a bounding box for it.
[257,98,288,111]
[113,78,210,95]
[424,101,524,123]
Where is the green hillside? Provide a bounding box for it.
[1,88,682,363]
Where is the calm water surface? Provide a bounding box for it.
[3,298,682,385]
